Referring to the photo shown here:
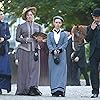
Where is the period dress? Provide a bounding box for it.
[39,41,49,85]
[16,21,43,95]
[0,22,11,93]
[47,29,68,95]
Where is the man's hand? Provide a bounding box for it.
[74,57,79,62]
[91,21,97,30]
[0,37,4,43]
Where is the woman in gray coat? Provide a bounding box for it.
[47,16,68,97]
[16,7,43,96]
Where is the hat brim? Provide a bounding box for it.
[22,7,37,20]
[53,16,64,22]
[32,32,47,39]
[91,13,100,17]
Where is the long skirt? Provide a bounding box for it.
[0,53,11,92]
[16,48,40,94]
[39,42,49,85]
[48,50,67,94]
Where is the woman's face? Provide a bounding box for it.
[53,19,62,29]
[0,11,4,21]
[26,10,34,22]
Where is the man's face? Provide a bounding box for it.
[53,19,62,29]
[0,11,4,21]
[92,16,100,24]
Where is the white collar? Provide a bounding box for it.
[53,29,61,44]
[53,28,62,33]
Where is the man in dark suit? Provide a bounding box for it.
[86,8,100,98]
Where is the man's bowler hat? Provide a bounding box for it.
[92,8,100,17]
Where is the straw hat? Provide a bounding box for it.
[22,6,37,20]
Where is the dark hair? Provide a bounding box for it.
[0,9,3,12]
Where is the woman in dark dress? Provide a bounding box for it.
[0,9,11,94]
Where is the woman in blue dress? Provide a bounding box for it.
[47,16,68,97]
[0,9,11,94]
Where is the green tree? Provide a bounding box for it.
[1,0,100,28]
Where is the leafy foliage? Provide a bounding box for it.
[1,0,100,29]
[1,0,99,59]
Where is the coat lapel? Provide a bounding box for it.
[51,32,56,45]
[57,32,62,45]
[50,31,64,48]
[52,31,63,44]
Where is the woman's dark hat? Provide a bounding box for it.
[91,8,100,17]
[53,16,64,22]
[22,7,37,20]
[32,32,47,39]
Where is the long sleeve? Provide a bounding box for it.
[16,24,26,43]
[47,32,54,53]
[4,23,11,40]
[59,33,68,51]
[85,25,95,42]
[0,23,11,40]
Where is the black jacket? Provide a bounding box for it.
[85,25,100,58]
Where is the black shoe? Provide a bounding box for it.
[34,88,42,96]
[0,90,2,94]
[52,91,60,97]
[52,94,58,97]
[86,82,90,86]
[60,92,65,97]
[86,84,90,86]
[57,91,65,97]
[91,94,98,98]
[52,91,65,97]
[52,92,59,97]
[28,86,42,96]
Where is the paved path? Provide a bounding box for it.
[0,82,100,100]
